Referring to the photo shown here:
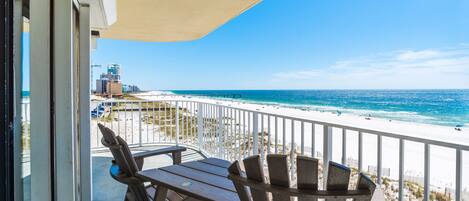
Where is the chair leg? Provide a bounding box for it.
[155,186,169,201]
[172,152,182,165]
[135,158,144,170]
[124,187,133,201]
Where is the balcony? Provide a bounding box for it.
[20,96,468,200]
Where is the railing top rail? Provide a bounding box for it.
[92,99,469,150]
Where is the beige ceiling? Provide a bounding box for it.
[98,0,261,42]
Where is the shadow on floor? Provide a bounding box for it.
[92,156,126,201]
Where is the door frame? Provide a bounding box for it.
[30,0,91,200]
[0,0,15,200]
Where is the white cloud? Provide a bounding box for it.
[271,45,469,89]
[397,50,440,61]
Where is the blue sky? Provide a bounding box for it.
[24,0,469,90]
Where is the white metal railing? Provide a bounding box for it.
[22,99,468,201]
[90,99,468,200]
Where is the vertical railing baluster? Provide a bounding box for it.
[152,101,155,143]
[96,103,100,147]
[243,111,246,158]
[253,112,259,156]
[175,101,179,146]
[197,103,203,151]
[267,116,271,155]
[192,102,195,143]
[424,143,430,201]
[181,102,184,144]
[217,106,223,158]
[238,110,241,160]
[456,149,462,201]
[399,139,404,201]
[377,135,382,184]
[124,103,127,141]
[323,125,333,189]
[301,121,304,155]
[312,123,315,157]
[146,101,149,144]
[275,116,278,154]
[158,101,161,143]
[231,109,234,158]
[138,101,142,146]
[248,112,251,156]
[186,102,189,144]
[358,131,363,171]
[164,101,167,143]
[131,102,134,144]
[342,128,347,165]
[291,120,295,179]
[260,114,264,160]
[282,118,286,154]
[117,103,120,138]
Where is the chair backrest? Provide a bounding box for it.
[228,154,375,201]
[98,123,148,201]
[326,161,351,191]
[99,123,139,176]
[356,173,377,201]
[297,156,319,201]
[243,155,269,201]
[266,154,290,201]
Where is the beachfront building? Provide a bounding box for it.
[1,1,468,201]
[96,64,123,97]
[123,84,141,93]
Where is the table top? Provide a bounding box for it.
[137,158,240,201]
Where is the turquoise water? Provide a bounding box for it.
[172,90,469,127]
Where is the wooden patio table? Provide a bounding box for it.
[137,158,240,201]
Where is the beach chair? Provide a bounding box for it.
[98,123,194,201]
[228,154,376,201]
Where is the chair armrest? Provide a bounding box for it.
[109,163,143,185]
[133,146,186,165]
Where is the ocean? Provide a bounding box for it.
[172,89,469,127]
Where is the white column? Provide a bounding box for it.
[79,4,91,201]
[30,0,53,199]
[54,0,76,199]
